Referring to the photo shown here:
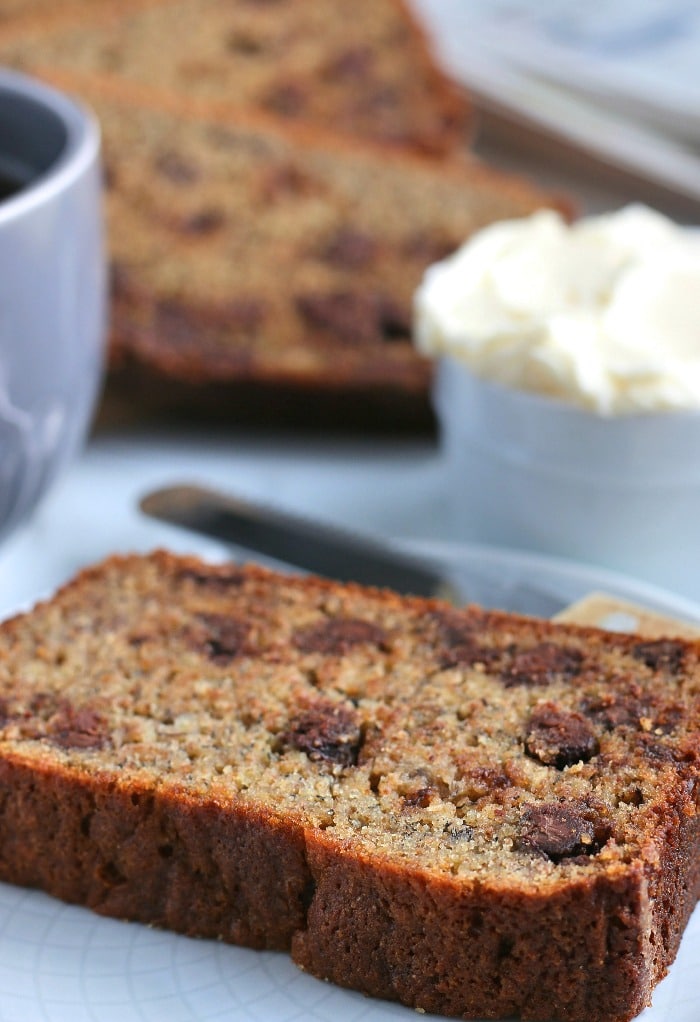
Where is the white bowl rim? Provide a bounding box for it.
[437,351,700,424]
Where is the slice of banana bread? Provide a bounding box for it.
[0,0,471,156]
[0,551,698,1022]
[29,71,560,428]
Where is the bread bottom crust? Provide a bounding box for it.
[1,754,698,1022]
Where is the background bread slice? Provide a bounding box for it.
[0,0,472,155]
[36,69,565,428]
[0,0,571,428]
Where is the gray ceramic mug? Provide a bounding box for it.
[0,69,105,543]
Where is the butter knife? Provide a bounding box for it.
[139,484,450,599]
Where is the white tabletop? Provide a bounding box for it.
[3,423,700,621]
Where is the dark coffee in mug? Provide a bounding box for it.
[0,158,31,201]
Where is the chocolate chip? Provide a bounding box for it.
[525,703,599,769]
[293,618,388,656]
[633,733,683,764]
[196,613,251,664]
[581,691,642,731]
[654,704,685,734]
[49,706,108,750]
[226,30,264,55]
[295,291,379,345]
[179,208,226,235]
[155,151,200,184]
[317,229,378,270]
[455,764,510,801]
[322,46,373,82]
[277,702,361,767]
[30,691,56,714]
[295,291,410,346]
[261,81,307,117]
[154,296,266,347]
[582,689,684,736]
[440,635,500,670]
[259,163,317,202]
[502,643,583,688]
[377,297,411,342]
[518,802,606,862]
[632,640,686,674]
[431,612,501,670]
[403,786,436,809]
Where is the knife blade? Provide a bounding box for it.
[139,484,451,599]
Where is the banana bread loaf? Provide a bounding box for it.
[33,71,559,428]
[0,550,698,1022]
[0,0,572,428]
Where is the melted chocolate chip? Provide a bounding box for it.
[525,703,599,769]
[179,208,226,235]
[317,229,378,270]
[582,688,684,736]
[259,163,317,202]
[278,702,361,767]
[581,691,642,731]
[155,151,200,184]
[261,81,307,117]
[632,640,686,674]
[403,786,436,809]
[322,46,373,81]
[654,704,685,734]
[440,636,500,670]
[293,617,388,656]
[226,30,264,55]
[30,691,56,714]
[296,291,370,344]
[458,766,511,802]
[502,643,583,688]
[196,613,251,664]
[633,733,685,764]
[295,291,410,346]
[431,612,501,670]
[518,802,607,863]
[377,297,411,341]
[49,706,108,750]
[154,296,265,347]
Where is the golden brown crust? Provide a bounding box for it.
[0,551,699,1021]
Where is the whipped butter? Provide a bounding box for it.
[414,205,700,414]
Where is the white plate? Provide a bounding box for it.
[1,434,700,1020]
